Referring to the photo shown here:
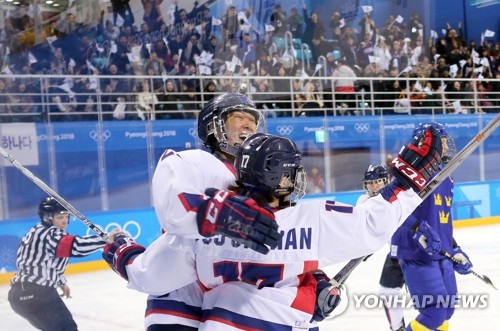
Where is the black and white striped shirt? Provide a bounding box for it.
[12,223,106,288]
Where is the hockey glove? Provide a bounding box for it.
[389,126,442,191]
[311,270,342,322]
[196,188,281,255]
[103,234,145,280]
[413,221,441,256]
[452,246,473,275]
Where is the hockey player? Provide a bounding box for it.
[356,164,390,205]
[105,123,442,329]
[8,197,121,331]
[356,164,406,331]
[390,122,472,331]
[105,92,280,330]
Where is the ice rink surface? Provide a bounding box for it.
[1,224,499,331]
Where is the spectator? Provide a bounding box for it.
[287,7,303,39]
[332,59,357,115]
[307,164,325,193]
[407,13,424,43]
[302,3,325,48]
[144,51,167,76]
[142,0,164,32]
[329,11,343,40]
[222,6,239,46]
[270,4,287,38]
[111,0,134,27]
[156,80,183,119]
[0,78,14,123]
[135,81,158,120]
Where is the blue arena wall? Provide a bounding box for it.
[1,114,499,218]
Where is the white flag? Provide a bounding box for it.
[46,35,58,44]
[484,29,495,38]
[361,6,373,13]
[442,29,447,36]
[430,30,438,39]
[449,64,458,74]
[414,81,423,92]
[212,17,222,26]
[110,42,118,54]
[86,60,97,72]
[68,58,76,67]
[459,59,466,68]
[395,15,404,24]
[225,61,236,72]
[195,24,202,35]
[481,57,490,67]
[231,55,242,67]
[198,65,212,75]
[116,14,125,27]
[225,0,233,5]
[339,18,345,29]
[28,52,38,64]
[452,100,464,114]
[368,55,379,63]
[238,12,249,25]
[265,24,275,32]
[1,65,13,75]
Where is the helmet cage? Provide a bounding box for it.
[209,104,265,156]
[363,177,389,197]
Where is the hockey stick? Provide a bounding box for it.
[0,146,109,242]
[439,249,497,290]
[317,114,500,314]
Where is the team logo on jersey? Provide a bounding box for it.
[445,196,452,207]
[439,211,450,224]
[434,193,442,206]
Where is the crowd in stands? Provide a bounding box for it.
[0,0,498,122]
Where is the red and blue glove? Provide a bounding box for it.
[389,126,442,191]
[413,220,441,256]
[311,270,342,322]
[196,188,281,255]
[452,246,473,275]
[102,234,145,280]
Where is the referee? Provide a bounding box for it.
[8,197,122,331]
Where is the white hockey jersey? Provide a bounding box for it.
[128,185,421,330]
[140,148,237,329]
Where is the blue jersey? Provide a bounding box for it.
[390,177,454,261]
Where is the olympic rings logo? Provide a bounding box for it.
[86,220,141,240]
[354,123,370,133]
[89,130,112,142]
[276,125,294,135]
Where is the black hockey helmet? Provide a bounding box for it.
[363,164,389,197]
[198,93,265,156]
[235,133,307,206]
[38,197,68,225]
[413,122,456,163]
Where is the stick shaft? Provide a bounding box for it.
[0,147,108,241]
